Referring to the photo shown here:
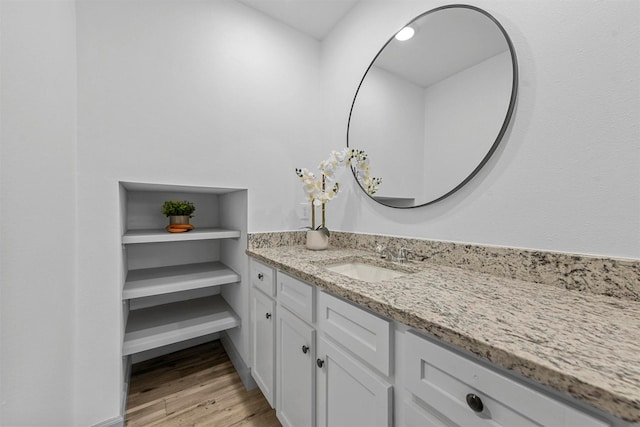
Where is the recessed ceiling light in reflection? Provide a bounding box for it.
[395,26,415,41]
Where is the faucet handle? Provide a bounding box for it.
[397,247,412,262]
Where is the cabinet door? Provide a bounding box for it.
[277,307,315,427]
[316,337,392,427]
[251,289,276,407]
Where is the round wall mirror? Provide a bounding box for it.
[347,4,518,208]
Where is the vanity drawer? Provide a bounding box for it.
[404,331,609,427]
[277,272,314,323]
[402,398,450,427]
[318,291,391,376]
[250,259,276,297]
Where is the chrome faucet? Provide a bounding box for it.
[395,247,411,263]
[375,244,411,263]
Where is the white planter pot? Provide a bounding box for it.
[306,230,329,251]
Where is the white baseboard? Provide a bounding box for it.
[92,415,124,427]
[221,332,256,390]
[121,355,132,421]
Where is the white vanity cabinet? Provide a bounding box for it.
[251,285,276,406]
[402,331,611,427]
[250,259,277,407]
[249,263,394,427]
[316,336,393,427]
[276,271,316,427]
[277,306,316,427]
[318,291,392,376]
[316,291,393,427]
[248,257,626,427]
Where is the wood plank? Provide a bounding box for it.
[125,399,167,427]
[159,388,270,427]
[126,341,279,427]
[127,356,232,410]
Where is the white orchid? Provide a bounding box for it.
[296,148,382,234]
[331,149,347,163]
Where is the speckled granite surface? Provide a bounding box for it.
[249,231,640,301]
[246,241,640,422]
[249,230,307,249]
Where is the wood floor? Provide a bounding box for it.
[126,341,281,427]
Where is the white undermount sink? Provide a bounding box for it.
[324,262,409,283]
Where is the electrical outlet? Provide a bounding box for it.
[297,203,310,220]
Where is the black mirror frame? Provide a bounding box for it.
[347,4,519,208]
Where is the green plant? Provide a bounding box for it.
[162,200,196,217]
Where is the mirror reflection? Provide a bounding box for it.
[348,5,518,208]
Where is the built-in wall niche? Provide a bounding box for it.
[118,181,249,414]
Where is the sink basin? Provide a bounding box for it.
[324,262,408,283]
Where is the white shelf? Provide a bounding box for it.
[123,295,240,356]
[122,227,241,244]
[123,261,240,300]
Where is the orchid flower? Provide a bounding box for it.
[296,148,382,233]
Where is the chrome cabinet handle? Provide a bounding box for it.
[316,358,324,368]
[258,273,264,280]
[302,345,309,354]
[265,312,271,319]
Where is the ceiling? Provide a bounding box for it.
[236,2,510,89]
[238,0,359,40]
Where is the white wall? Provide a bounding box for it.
[0,1,77,425]
[323,0,640,259]
[74,1,322,424]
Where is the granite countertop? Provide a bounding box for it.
[246,245,640,423]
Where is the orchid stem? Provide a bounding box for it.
[321,175,326,228]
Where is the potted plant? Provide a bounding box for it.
[162,200,196,232]
[296,148,381,250]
